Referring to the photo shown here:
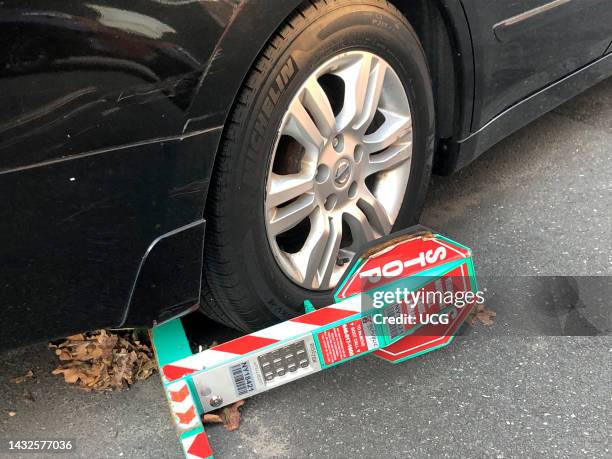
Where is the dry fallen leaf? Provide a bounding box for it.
[10,369,34,384]
[202,400,245,431]
[50,329,156,391]
[202,413,224,424]
[222,400,245,431]
[469,304,497,326]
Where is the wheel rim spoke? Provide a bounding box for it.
[284,98,325,153]
[354,59,388,132]
[268,193,317,236]
[362,108,412,154]
[319,216,342,288]
[302,79,337,138]
[335,54,374,131]
[291,212,342,289]
[344,208,378,248]
[358,188,393,235]
[267,172,315,209]
[365,142,412,177]
[296,208,330,288]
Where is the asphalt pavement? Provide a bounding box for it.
[2,77,611,459]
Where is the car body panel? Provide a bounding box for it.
[443,51,612,173]
[1,1,221,167]
[0,127,220,350]
[460,0,612,130]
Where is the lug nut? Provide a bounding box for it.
[315,164,330,183]
[332,134,344,152]
[354,145,364,162]
[348,181,358,199]
[324,194,338,211]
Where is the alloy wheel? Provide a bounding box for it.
[264,51,413,290]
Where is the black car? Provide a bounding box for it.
[2,0,611,349]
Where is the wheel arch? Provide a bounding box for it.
[388,0,475,174]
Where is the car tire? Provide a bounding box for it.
[201,0,435,331]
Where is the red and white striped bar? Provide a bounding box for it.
[161,293,363,385]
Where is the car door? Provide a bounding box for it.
[461,0,612,129]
